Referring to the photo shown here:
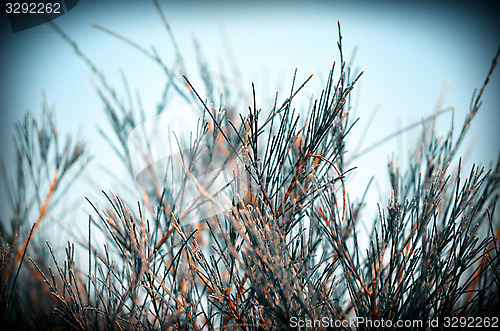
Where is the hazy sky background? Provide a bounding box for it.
[1,1,499,231]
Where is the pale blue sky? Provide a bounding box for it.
[1,1,499,227]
